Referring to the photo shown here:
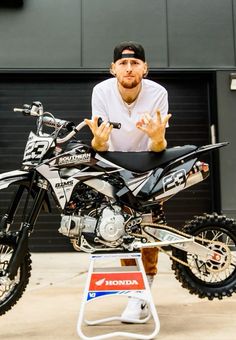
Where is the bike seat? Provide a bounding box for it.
[98,145,198,173]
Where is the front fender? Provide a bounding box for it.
[0,170,30,190]
[0,170,51,213]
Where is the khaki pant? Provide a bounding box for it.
[121,247,159,276]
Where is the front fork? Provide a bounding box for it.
[6,186,48,279]
[0,185,25,231]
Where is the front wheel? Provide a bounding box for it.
[172,213,236,300]
[0,232,31,315]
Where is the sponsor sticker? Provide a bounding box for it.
[87,291,118,301]
[89,272,145,291]
[55,180,74,188]
[56,153,91,166]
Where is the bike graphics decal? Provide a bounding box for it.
[55,180,74,188]
[23,140,50,161]
[127,171,152,196]
[23,132,53,163]
[163,169,186,193]
[87,291,119,301]
[56,153,91,166]
[51,178,78,208]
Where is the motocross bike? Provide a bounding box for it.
[0,101,236,316]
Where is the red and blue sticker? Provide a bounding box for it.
[87,272,145,301]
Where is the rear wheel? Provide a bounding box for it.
[0,232,31,315]
[172,213,236,300]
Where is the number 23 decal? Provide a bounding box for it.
[163,169,186,192]
[24,141,49,160]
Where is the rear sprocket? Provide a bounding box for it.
[172,213,236,300]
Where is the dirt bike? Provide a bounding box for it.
[0,101,236,316]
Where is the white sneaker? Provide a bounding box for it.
[120,297,150,324]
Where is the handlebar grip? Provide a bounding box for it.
[14,108,24,112]
[41,116,75,131]
[97,117,121,129]
[14,107,31,115]
[14,104,38,116]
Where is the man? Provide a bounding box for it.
[85,41,171,323]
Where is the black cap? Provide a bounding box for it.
[113,41,146,63]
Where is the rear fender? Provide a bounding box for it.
[161,142,228,177]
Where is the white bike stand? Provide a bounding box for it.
[77,252,160,340]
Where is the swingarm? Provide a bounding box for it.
[133,224,230,270]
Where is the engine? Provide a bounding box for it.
[58,205,127,252]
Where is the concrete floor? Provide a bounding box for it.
[0,252,235,340]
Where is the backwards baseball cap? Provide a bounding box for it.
[113,41,146,63]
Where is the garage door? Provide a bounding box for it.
[0,72,217,251]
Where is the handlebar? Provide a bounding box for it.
[41,116,75,131]
[56,121,87,144]
[56,118,121,144]
[14,102,121,145]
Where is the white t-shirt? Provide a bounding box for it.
[91,78,168,151]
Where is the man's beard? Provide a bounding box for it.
[119,78,139,89]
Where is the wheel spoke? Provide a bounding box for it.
[173,215,236,299]
[0,232,31,315]
[187,228,236,283]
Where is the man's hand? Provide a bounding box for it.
[136,111,171,152]
[84,116,113,151]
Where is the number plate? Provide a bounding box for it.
[23,131,54,164]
